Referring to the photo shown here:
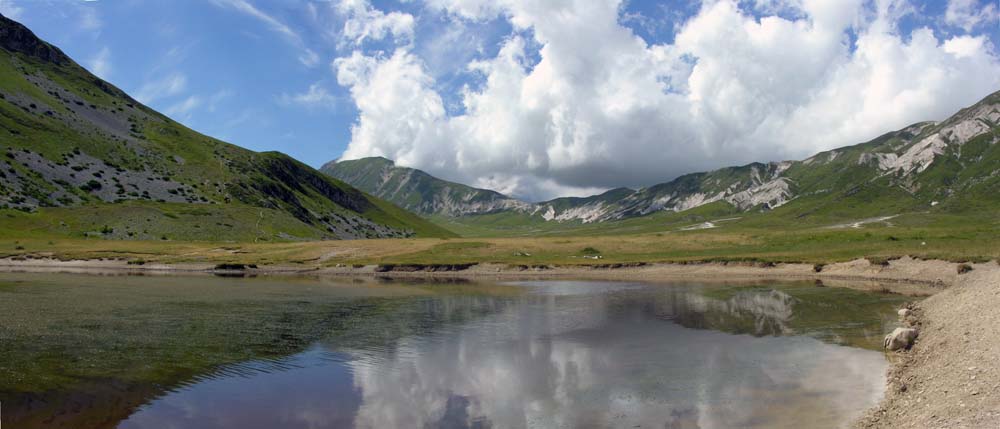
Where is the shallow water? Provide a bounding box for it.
[0,273,906,428]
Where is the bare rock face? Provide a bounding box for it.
[884,327,919,351]
[0,13,69,64]
[897,308,912,318]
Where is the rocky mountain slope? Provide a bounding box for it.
[326,90,999,225]
[321,157,530,216]
[0,14,451,240]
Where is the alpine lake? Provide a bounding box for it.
[0,272,911,428]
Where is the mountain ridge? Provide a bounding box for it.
[321,156,531,217]
[324,90,999,225]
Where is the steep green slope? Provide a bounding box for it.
[0,14,452,241]
[321,157,530,216]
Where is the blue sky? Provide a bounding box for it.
[2,0,998,200]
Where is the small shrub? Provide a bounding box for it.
[99,225,113,234]
[957,264,973,274]
[214,263,247,270]
[127,259,146,265]
[580,247,601,255]
[813,263,825,273]
[79,180,102,192]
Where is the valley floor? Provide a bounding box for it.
[2,216,999,267]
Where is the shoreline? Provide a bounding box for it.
[1,255,996,427]
[854,260,1000,428]
[0,254,963,285]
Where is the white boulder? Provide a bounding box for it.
[884,327,919,351]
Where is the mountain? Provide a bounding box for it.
[321,157,530,216]
[0,14,452,240]
[540,92,999,223]
[325,90,999,226]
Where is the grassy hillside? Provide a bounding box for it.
[0,14,452,241]
[322,157,529,216]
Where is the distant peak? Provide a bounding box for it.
[340,156,396,167]
[367,156,396,165]
[604,187,635,194]
[0,13,69,65]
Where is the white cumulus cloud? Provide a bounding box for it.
[334,0,1000,201]
[945,0,1000,32]
[336,0,415,46]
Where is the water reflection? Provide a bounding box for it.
[117,281,892,429]
[663,288,797,336]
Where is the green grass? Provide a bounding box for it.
[2,207,995,266]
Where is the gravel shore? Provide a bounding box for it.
[856,261,1000,428]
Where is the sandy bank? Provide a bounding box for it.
[856,261,1000,428]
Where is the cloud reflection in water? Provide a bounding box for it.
[122,282,888,429]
